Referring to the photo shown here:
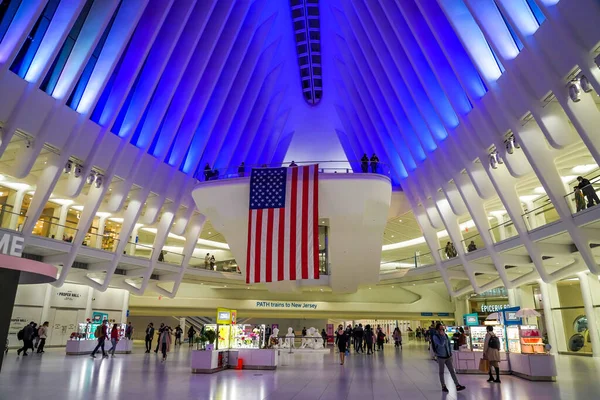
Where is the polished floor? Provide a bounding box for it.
[1,343,599,399]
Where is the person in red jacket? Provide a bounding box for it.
[107,324,120,358]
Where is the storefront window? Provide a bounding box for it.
[556,280,592,355]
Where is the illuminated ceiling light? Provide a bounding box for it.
[391,286,394,288]
[398,219,402,222]
[568,81,581,102]
[208,232,211,234]
[94,174,103,188]
[74,164,83,178]
[391,235,394,238]
[86,171,96,184]
[580,75,593,93]
[571,164,597,174]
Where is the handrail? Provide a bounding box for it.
[197,160,391,181]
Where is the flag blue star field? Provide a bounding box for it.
[246,165,320,284]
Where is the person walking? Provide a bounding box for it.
[155,323,165,353]
[428,321,437,360]
[188,326,197,348]
[107,323,120,358]
[344,325,352,354]
[484,325,501,383]
[174,325,183,346]
[377,328,386,351]
[210,255,216,270]
[36,322,49,354]
[321,328,328,346]
[370,153,379,173]
[204,253,210,269]
[361,153,369,173]
[577,176,600,207]
[145,323,155,353]
[159,326,172,362]
[393,327,402,349]
[355,324,364,353]
[337,325,347,365]
[90,320,109,359]
[364,325,374,354]
[17,322,35,356]
[432,323,466,393]
[125,322,134,340]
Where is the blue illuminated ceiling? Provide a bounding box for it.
[8,0,546,186]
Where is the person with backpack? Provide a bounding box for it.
[483,325,501,383]
[17,322,35,356]
[90,320,109,358]
[37,321,49,353]
[432,323,466,393]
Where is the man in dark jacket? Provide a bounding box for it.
[370,153,379,173]
[17,322,35,356]
[145,322,155,353]
[577,176,600,207]
[361,154,369,173]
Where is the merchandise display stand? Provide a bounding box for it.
[191,349,278,374]
[66,339,133,355]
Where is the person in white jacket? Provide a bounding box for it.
[36,322,49,353]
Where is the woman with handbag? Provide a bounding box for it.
[483,325,501,383]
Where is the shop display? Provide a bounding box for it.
[507,325,544,354]
[231,324,265,349]
[469,325,505,351]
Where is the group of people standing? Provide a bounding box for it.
[574,175,600,211]
[335,324,396,365]
[360,153,380,173]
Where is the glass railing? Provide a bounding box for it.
[189,257,241,274]
[438,246,458,261]
[157,250,184,265]
[521,197,559,230]
[564,175,600,215]
[461,233,485,253]
[83,231,119,252]
[32,218,78,242]
[0,208,27,232]
[416,252,435,267]
[125,242,154,259]
[380,255,419,271]
[489,220,519,242]
[196,160,392,182]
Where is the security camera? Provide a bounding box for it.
[489,153,498,169]
[64,161,73,174]
[580,75,593,93]
[568,81,581,102]
[26,140,31,148]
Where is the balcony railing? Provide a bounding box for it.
[521,197,559,230]
[189,257,241,274]
[439,246,458,261]
[83,231,119,252]
[33,218,78,242]
[0,208,27,232]
[564,174,600,215]
[157,250,184,265]
[461,233,485,253]
[125,242,154,259]
[489,220,519,243]
[196,160,391,182]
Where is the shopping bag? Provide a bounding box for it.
[479,358,490,373]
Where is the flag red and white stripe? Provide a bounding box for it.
[246,164,319,284]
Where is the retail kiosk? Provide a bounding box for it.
[454,308,556,381]
[66,318,132,355]
[191,308,277,373]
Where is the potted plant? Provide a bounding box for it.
[204,330,217,351]
[195,334,208,350]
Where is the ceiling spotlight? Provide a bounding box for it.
[86,171,96,184]
[94,174,103,188]
[64,161,73,174]
[489,152,499,169]
[74,164,84,178]
[505,136,515,154]
[580,75,593,93]
[568,81,581,102]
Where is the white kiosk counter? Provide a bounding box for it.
[191,349,278,374]
[66,339,133,355]
[454,350,510,375]
[509,353,556,381]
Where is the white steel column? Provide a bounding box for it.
[539,281,565,354]
[121,291,129,324]
[9,188,28,230]
[577,272,600,357]
[84,287,95,319]
[40,284,53,325]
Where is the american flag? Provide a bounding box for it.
[246,165,319,284]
